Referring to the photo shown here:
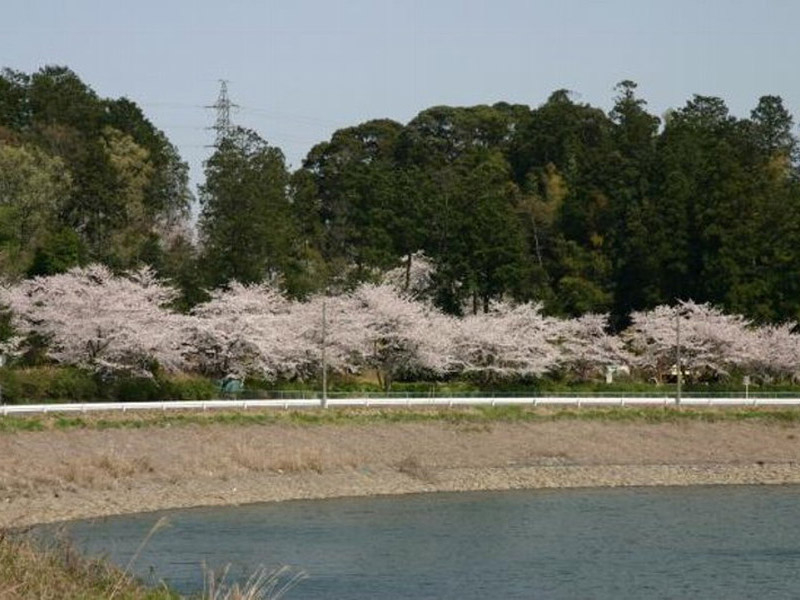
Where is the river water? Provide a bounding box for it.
[56,485,800,599]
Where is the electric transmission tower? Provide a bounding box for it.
[206,80,238,147]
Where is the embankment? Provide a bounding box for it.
[2,411,800,527]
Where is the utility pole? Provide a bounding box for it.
[676,308,682,406]
[205,80,238,147]
[321,299,328,409]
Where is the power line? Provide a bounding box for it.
[142,100,345,127]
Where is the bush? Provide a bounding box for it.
[106,373,218,402]
[0,367,219,403]
[107,376,162,402]
[0,367,98,404]
[158,373,217,400]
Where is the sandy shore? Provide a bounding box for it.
[2,416,800,528]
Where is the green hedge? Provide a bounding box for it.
[0,367,98,403]
[0,368,217,404]
[158,374,217,401]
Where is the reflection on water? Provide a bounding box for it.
[53,485,800,599]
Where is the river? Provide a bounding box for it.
[54,485,800,599]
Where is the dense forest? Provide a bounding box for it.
[2,66,799,327]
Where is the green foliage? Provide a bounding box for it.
[0,65,192,279]
[106,376,163,402]
[198,127,294,288]
[157,373,217,400]
[26,228,85,276]
[0,142,72,275]
[0,367,98,403]
[0,368,217,404]
[4,66,800,326]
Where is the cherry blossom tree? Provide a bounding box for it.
[555,313,631,381]
[183,282,317,380]
[623,301,758,383]
[0,265,186,375]
[382,251,436,301]
[748,323,800,382]
[8,265,799,392]
[310,283,456,389]
[451,302,562,381]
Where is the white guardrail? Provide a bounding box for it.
[2,396,800,415]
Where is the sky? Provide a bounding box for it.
[3,0,800,195]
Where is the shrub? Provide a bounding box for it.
[0,368,219,403]
[107,376,162,402]
[0,367,98,404]
[158,373,216,400]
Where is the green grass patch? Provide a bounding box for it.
[1,405,799,434]
[0,416,45,432]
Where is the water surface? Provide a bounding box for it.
[58,485,800,599]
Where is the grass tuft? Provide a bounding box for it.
[204,564,306,600]
[0,529,306,600]
[0,532,178,599]
[395,454,437,483]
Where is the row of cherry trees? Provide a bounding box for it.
[3,265,800,387]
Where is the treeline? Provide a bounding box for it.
[3,67,800,326]
[284,83,800,325]
[0,66,194,291]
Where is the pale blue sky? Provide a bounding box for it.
[3,0,799,192]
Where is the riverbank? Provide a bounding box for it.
[2,409,800,528]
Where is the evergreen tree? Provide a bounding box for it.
[198,127,294,288]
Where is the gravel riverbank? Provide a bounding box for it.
[2,416,799,527]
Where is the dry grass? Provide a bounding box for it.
[268,450,325,475]
[395,455,437,483]
[204,565,306,600]
[230,441,270,473]
[0,531,177,599]
[0,527,306,600]
[2,416,800,528]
